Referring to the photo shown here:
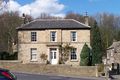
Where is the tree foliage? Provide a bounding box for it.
[0,12,23,53]
[0,52,18,60]
[65,12,85,23]
[91,21,103,65]
[94,13,120,49]
[65,12,95,27]
[80,43,90,66]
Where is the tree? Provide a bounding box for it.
[59,44,74,64]
[36,13,62,19]
[65,12,85,23]
[91,21,103,65]
[115,30,120,41]
[80,43,90,66]
[0,12,23,53]
[94,13,120,49]
[65,12,96,27]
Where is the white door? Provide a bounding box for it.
[50,48,57,65]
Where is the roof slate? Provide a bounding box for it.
[17,19,91,30]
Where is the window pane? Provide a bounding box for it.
[31,32,37,41]
[50,31,56,41]
[71,48,77,60]
[54,52,56,59]
[50,52,53,59]
[32,54,37,60]
[71,32,76,41]
[31,48,37,61]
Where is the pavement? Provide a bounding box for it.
[13,71,105,80]
[14,73,104,80]
[111,75,120,80]
[100,74,120,80]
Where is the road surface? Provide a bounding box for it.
[14,72,103,80]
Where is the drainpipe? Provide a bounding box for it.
[60,29,63,63]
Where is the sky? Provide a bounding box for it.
[1,0,120,18]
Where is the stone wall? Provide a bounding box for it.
[0,61,97,77]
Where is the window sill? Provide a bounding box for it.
[31,41,37,43]
[50,41,57,42]
[30,60,38,62]
[71,41,77,42]
[70,59,78,62]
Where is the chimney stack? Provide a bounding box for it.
[84,12,89,26]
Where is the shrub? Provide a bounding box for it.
[0,51,18,60]
[40,53,48,61]
[98,63,104,72]
[80,43,90,66]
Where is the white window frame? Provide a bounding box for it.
[50,31,57,42]
[31,32,37,42]
[70,48,77,60]
[71,31,77,42]
[31,48,37,61]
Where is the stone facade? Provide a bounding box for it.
[107,41,120,64]
[17,19,91,65]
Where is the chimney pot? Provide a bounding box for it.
[84,12,89,26]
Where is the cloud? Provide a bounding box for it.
[3,0,65,18]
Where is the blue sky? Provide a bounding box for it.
[61,0,120,15]
[7,0,120,18]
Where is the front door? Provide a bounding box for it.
[50,48,57,65]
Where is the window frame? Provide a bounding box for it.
[71,31,77,42]
[50,31,57,42]
[70,48,77,60]
[30,48,37,61]
[31,32,37,42]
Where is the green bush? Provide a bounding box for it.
[98,63,104,72]
[80,43,91,66]
[0,52,18,60]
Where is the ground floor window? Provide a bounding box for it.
[31,48,37,61]
[71,48,77,60]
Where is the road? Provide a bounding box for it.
[14,72,103,80]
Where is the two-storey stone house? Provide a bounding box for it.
[17,19,91,65]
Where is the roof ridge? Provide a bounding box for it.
[34,19,75,21]
[16,20,36,29]
[71,19,91,28]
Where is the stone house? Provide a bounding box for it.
[107,41,120,65]
[17,19,91,65]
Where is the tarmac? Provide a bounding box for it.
[13,71,120,80]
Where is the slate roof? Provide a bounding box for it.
[17,19,91,30]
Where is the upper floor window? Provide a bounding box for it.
[31,32,37,42]
[71,31,77,42]
[71,48,77,60]
[50,31,56,42]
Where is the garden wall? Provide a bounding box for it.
[0,60,98,77]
